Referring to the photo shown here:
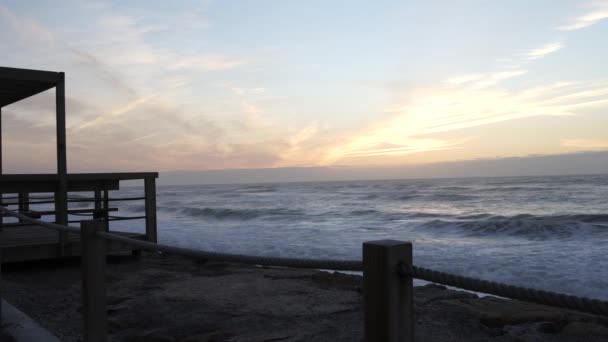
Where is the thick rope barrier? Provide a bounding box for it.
[3,205,608,317]
[97,231,363,271]
[399,264,608,317]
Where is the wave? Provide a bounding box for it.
[176,207,304,220]
[427,193,478,201]
[419,214,608,239]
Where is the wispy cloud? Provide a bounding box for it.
[561,139,608,149]
[168,55,245,71]
[557,2,608,31]
[444,70,527,89]
[444,41,563,91]
[320,78,608,165]
[523,42,563,60]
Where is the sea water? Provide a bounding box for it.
[106,174,608,300]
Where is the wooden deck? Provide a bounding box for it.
[0,225,145,263]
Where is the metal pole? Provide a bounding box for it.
[363,240,414,342]
[80,220,107,342]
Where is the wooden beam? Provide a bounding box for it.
[0,172,159,182]
[0,66,60,83]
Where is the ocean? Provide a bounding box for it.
[108,174,608,300]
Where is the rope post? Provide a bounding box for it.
[80,220,107,342]
[144,176,157,243]
[363,240,414,342]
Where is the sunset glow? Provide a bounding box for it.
[1,1,607,174]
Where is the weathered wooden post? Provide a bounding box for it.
[18,192,29,222]
[144,176,157,243]
[363,240,414,342]
[80,220,107,342]
[1,247,3,326]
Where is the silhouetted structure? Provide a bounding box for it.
[0,66,158,263]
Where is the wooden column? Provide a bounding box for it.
[1,247,3,326]
[363,240,414,342]
[103,188,109,232]
[55,73,68,253]
[80,220,107,342]
[144,176,157,243]
[94,190,102,218]
[0,106,3,175]
[0,107,3,227]
[18,192,29,223]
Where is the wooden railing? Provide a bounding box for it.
[0,172,158,243]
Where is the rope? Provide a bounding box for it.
[67,196,145,202]
[0,206,80,233]
[108,196,146,201]
[1,200,56,205]
[399,264,608,317]
[97,231,363,271]
[108,215,146,221]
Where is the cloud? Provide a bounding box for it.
[168,55,245,71]
[523,42,563,60]
[557,3,608,31]
[344,140,456,157]
[445,41,563,92]
[319,78,608,166]
[561,139,608,150]
[444,70,527,89]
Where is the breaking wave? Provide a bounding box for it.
[420,214,608,239]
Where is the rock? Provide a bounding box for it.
[130,330,175,342]
[536,321,559,334]
[180,331,222,342]
[561,321,608,337]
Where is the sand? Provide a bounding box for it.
[1,252,608,341]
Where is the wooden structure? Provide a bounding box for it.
[0,66,158,263]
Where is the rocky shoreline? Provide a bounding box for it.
[1,253,608,341]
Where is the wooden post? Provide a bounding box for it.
[18,192,29,223]
[0,106,3,175]
[93,190,102,219]
[103,187,109,232]
[1,107,3,227]
[80,220,107,342]
[144,176,157,243]
[1,247,3,326]
[56,72,69,254]
[363,240,414,342]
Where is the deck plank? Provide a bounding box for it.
[0,224,145,263]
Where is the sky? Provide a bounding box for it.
[1,0,608,181]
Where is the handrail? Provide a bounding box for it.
[97,231,362,271]
[0,206,80,233]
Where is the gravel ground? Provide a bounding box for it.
[2,253,608,341]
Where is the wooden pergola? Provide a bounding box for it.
[0,66,69,228]
[0,66,158,263]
